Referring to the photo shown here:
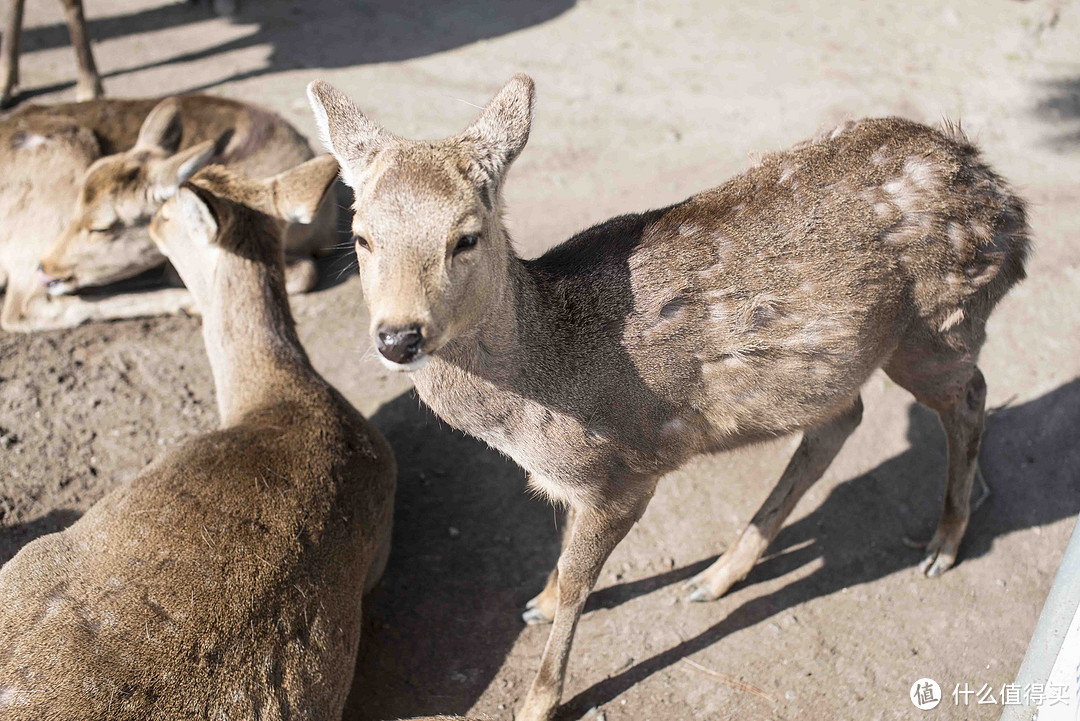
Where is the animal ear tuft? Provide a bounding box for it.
[136,98,185,154]
[459,73,535,181]
[306,80,390,190]
[267,154,340,224]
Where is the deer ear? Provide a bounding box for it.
[136,98,184,154]
[266,154,339,224]
[170,186,219,247]
[306,80,391,190]
[150,130,232,201]
[459,73,535,181]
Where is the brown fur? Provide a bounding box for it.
[309,75,1030,721]
[0,94,336,332]
[0,157,396,720]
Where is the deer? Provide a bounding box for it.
[306,73,1031,721]
[0,93,337,332]
[1,0,101,108]
[0,154,399,720]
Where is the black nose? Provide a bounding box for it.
[376,324,424,364]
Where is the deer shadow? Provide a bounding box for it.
[9,0,576,101]
[1033,76,1080,150]
[0,508,81,567]
[557,377,1080,717]
[345,388,557,720]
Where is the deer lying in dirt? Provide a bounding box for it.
[308,74,1031,721]
[1,0,102,109]
[0,93,336,332]
[0,155,397,719]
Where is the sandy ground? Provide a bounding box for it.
[1,1,1079,719]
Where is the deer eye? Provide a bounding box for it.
[353,235,371,252]
[454,233,479,255]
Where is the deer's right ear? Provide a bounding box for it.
[136,98,184,154]
[306,80,390,190]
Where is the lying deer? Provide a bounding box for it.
[0,155,397,719]
[1,0,102,109]
[1,93,336,332]
[307,74,1031,720]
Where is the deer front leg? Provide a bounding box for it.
[523,503,575,625]
[2,284,197,332]
[518,499,649,721]
[684,395,863,602]
[58,0,102,100]
[1,0,26,107]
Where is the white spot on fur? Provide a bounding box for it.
[940,308,966,332]
[778,162,796,185]
[660,418,687,437]
[902,157,938,190]
[45,595,66,618]
[677,222,697,237]
[870,146,890,166]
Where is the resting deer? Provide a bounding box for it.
[1,0,101,108]
[0,155,397,719]
[0,93,336,332]
[307,74,1031,720]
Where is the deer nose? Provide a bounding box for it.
[375,324,424,365]
[35,264,57,287]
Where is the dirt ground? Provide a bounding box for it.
[2,1,1079,719]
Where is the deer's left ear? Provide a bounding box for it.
[458,73,535,182]
[266,154,340,224]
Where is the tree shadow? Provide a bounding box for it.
[1033,77,1080,150]
[0,508,81,567]
[346,388,559,720]
[12,0,577,99]
[557,378,1080,718]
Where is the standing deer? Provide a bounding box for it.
[1,0,102,108]
[307,74,1030,721]
[0,156,396,719]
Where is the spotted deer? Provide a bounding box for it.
[307,74,1030,721]
[1,93,336,332]
[0,156,396,719]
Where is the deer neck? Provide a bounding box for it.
[198,254,316,427]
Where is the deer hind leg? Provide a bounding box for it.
[1,0,26,107]
[523,503,575,626]
[58,0,102,100]
[886,344,987,577]
[684,395,864,603]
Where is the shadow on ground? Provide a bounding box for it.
[557,378,1080,718]
[9,0,576,101]
[345,389,557,720]
[1034,77,1080,149]
[2,379,1074,718]
[0,508,80,567]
